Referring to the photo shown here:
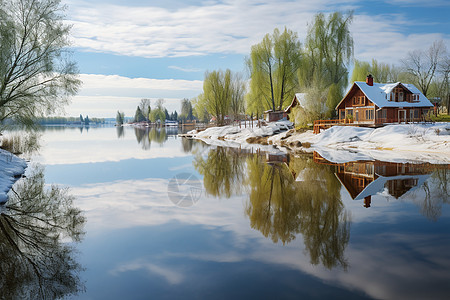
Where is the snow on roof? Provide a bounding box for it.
[354,174,430,200]
[285,93,306,113]
[353,81,433,108]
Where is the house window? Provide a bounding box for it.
[389,92,394,101]
[365,109,374,120]
[412,94,419,102]
[399,92,403,102]
[377,109,387,120]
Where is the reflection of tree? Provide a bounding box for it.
[134,127,150,150]
[0,165,85,299]
[148,128,167,144]
[116,126,125,139]
[194,146,351,270]
[296,159,350,270]
[134,127,168,150]
[193,147,246,198]
[181,137,194,153]
[416,168,449,221]
[245,155,350,270]
[245,156,302,244]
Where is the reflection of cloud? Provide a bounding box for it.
[35,128,188,165]
[111,261,184,285]
[72,172,450,299]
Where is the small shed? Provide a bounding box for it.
[263,110,287,122]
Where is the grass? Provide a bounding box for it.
[430,113,450,122]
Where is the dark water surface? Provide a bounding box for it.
[4,126,450,299]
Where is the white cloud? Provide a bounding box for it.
[65,0,352,57]
[62,74,203,117]
[79,74,202,91]
[168,66,202,73]
[64,0,450,64]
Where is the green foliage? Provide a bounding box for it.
[134,106,145,122]
[350,60,371,83]
[326,83,342,117]
[192,148,351,269]
[192,94,211,123]
[0,0,81,127]
[180,98,194,121]
[149,98,166,123]
[202,69,232,125]
[149,109,165,123]
[351,59,402,83]
[116,111,125,125]
[247,27,301,112]
[299,11,353,119]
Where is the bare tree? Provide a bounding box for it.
[401,40,447,97]
[0,0,80,127]
[139,98,151,121]
[229,72,246,122]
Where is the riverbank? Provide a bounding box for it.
[0,148,27,204]
[181,121,450,164]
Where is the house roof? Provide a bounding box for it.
[336,82,434,109]
[285,93,309,113]
[353,174,430,200]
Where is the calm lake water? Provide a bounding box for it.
[3,126,450,299]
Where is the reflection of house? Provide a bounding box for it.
[335,75,433,125]
[313,152,433,207]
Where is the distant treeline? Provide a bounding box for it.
[36,116,107,125]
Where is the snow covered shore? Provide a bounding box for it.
[182,121,450,164]
[0,149,27,204]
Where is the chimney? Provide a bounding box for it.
[366,74,373,86]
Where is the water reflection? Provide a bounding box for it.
[193,147,247,198]
[116,126,125,139]
[314,152,449,221]
[193,147,350,269]
[0,165,85,299]
[133,127,179,149]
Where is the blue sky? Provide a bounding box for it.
[63,0,450,118]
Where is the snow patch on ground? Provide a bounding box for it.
[0,149,27,204]
[183,121,450,164]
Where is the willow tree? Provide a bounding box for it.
[202,69,232,126]
[299,11,353,117]
[351,59,401,83]
[247,27,302,113]
[0,0,80,127]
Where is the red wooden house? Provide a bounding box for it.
[336,75,433,125]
